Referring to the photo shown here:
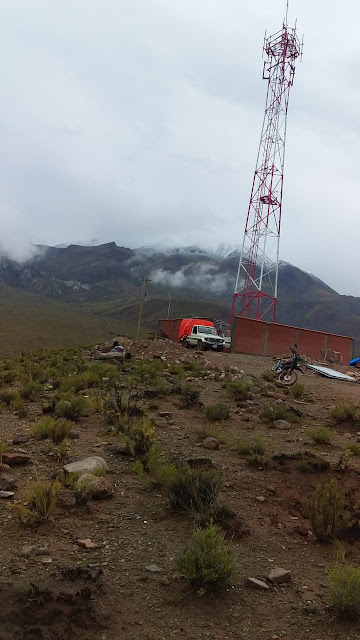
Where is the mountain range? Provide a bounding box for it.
[0,242,359,355]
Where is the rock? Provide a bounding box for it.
[40,557,52,564]
[76,474,113,500]
[252,386,262,395]
[63,456,108,476]
[202,437,220,451]
[12,435,29,445]
[294,524,309,537]
[158,411,173,419]
[303,601,317,614]
[0,473,16,491]
[274,420,291,430]
[0,490,14,499]
[20,545,49,557]
[69,430,80,440]
[246,578,270,590]
[241,415,252,423]
[0,464,10,472]
[20,545,35,557]
[145,564,162,573]
[77,538,101,549]
[268,567,291,584]
[256,496,266,503]
[2,453,31,466]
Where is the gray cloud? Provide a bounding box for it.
[150,262,233,295]
[0,1,359,293]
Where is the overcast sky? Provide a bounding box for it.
[0,0,358,294]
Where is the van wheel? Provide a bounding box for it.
[185,341,190,349]
[198,340,206,351]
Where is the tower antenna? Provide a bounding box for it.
[230,11,302,325]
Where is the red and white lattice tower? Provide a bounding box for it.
[230,11,303,324]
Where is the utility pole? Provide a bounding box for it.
[136,277,151,340]
[167,294,172,319]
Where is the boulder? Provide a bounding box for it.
[268,567,291,584]
[2,453,31,466]
[274,420,291,430]
[0,473,16,491]
[202,437,220,450]
[63,456,108,476]
[76,473,113,500]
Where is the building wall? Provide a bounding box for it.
[231,317,354,362]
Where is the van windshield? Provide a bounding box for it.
[199,326,217,335]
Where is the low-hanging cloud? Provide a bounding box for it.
[0,204,42,263]
[150,262,233,295]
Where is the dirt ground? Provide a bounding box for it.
[1,344,360,640]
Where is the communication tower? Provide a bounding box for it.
[231,9,303,323]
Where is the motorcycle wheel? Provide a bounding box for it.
[278,370,298,386]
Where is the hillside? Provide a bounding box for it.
[1,243,360,353]
[2,343,360,639]
[0,283,131,357]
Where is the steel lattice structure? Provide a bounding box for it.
[230,14,302,324]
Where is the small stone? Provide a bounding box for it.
[294,525,309,537]
[0,473,16,491]
[303,601,317,614]
[274,420,291,430]
[20,545,34,557]
[246,577,269,590]
[0,490,15,499]
[2,453,31,466]
[252,386,262,395]
[268,567,291,584]
[69,431,80,440]
[35,547,49,556]
[12,435,29,445]
[256,496,266,503]
[40,557,52,564]
[145,564,162,573]
[77,538,101,550]
[158,411,173,419]
[202,437,220,450]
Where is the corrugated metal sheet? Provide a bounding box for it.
[307,365,356,382]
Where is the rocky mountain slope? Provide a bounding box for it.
[0,243,359,350]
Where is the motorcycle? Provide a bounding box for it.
[272,344,305,386]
